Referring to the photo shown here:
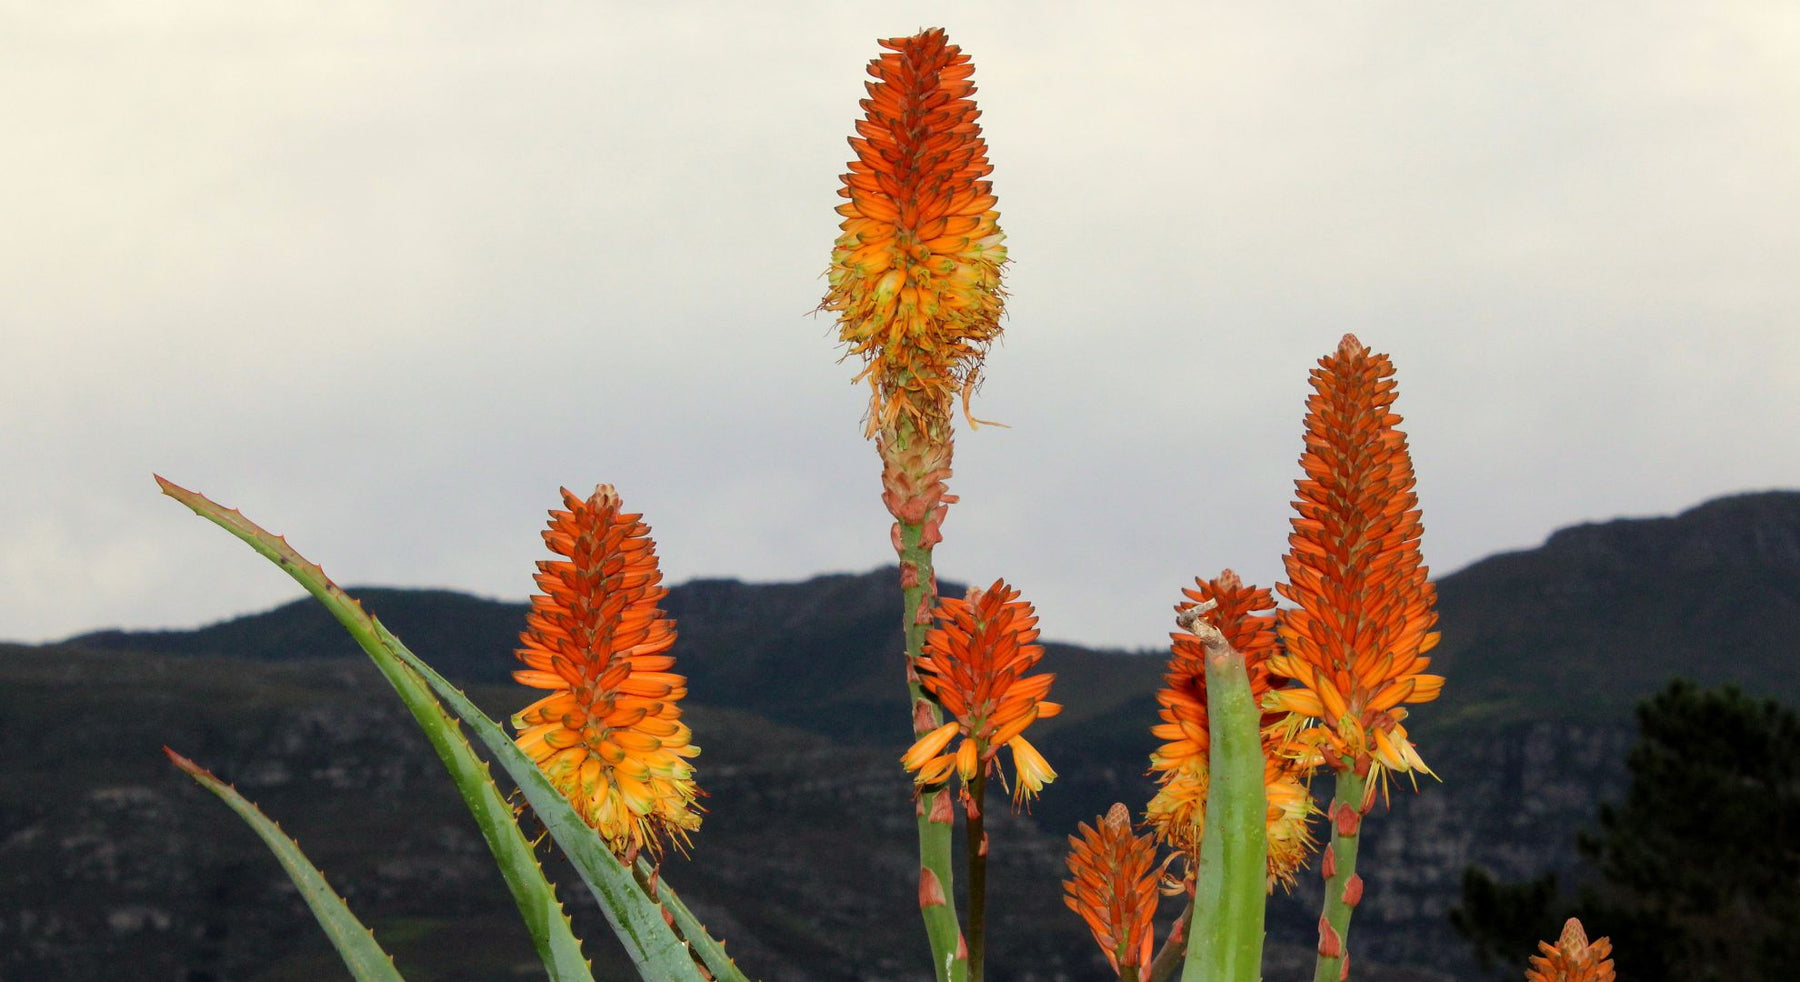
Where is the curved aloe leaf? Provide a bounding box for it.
[636,858,750,982]
[157,477,592,982]
[158,476,707,982]
[165,748,406,982]
[382,664,595,982]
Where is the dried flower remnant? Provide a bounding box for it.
[1144,571,1318,888]
[511,486,701,858]
[1267,334,1445,784]
[821,27,1007,441]
[1524,919,1616,982]
[901,579,1060,804]
[1063,804,1160,979]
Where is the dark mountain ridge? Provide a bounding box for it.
[9,490,1798,980]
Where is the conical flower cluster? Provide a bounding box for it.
[821,27,1007,440]
[1266,334,1444,782]
[1145,571,1318,888]
[511,486,701,858]
[1525,919,1616,982]
[901,579,1060,803]
[1063,803,1160,978]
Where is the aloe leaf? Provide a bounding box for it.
[158,476,703,982]
[379,656,596,982]
[1183,634,1267,982]
[636,858,751,982]
[165,748,406,982]
[157,478,591,982]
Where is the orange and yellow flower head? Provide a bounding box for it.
[901,579,1059,804]
[1525,919,1616,982]
[1266,334,1445,784]
[822,27,1007,441]
[1063,803,1160,978]
[1144,571,1318,888]
[511,486,701,858]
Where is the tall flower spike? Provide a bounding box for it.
[901,579,1061,804]
[1525,918,1616,982]
[822,27,1007,441]
[1145,571,1319,889]
[1063,803,1160,979]
[511,486,702,859]
[1267,334,1445,785]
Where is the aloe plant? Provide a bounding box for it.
[139,26,1580,982]
[157,477,719,982]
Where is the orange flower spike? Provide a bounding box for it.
[1063,804,1160,978]
[1269,334,1445,783]
[823,27,1007,439]
[511,486,702,859]
[1145,570,1318,887]
[900,579,1059,804]
[1524,919,1616,982]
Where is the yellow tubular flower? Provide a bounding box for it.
[1145,571,1318,889]
[901,579,1061,805]
[822,27,1007,441]
[1525,919,1616,982]
[511,486,701,859]
[1063,803,1160,979]
[1268,334,1445,786]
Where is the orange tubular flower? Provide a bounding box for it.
[822,27,1007,440]
[1268,334,1445,783]
[1145,571,1318,888]
[901,579,1060,803]
[1063,803,1160,978]
[1525,919,1616,982]
[511,486,701,858]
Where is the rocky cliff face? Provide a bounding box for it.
[1341,720,1634,974]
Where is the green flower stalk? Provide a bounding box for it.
[822,25,1009,982]
[1260,336,1445,980]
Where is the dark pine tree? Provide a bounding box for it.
[1453,679,1800,981]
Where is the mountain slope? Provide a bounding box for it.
[1424,490,1800,734]
[16,489,1800,979]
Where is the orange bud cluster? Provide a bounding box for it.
[1525,919,1616,982]
[1063,804,1160,978]
[1267,334,1444,782]
[822,27,1007,440]
[511,486,701,858]
[901,580,1060,804]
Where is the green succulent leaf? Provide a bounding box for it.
[1183,638,1268,982]
[165,748,406,982]
[637,858,752,982]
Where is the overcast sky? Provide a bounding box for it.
[5,3,1797,651]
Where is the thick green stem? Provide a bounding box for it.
[965,770,987,982]
[1312,766,1368,982]
[1182,616,1267,982]
[899,515,966,982]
